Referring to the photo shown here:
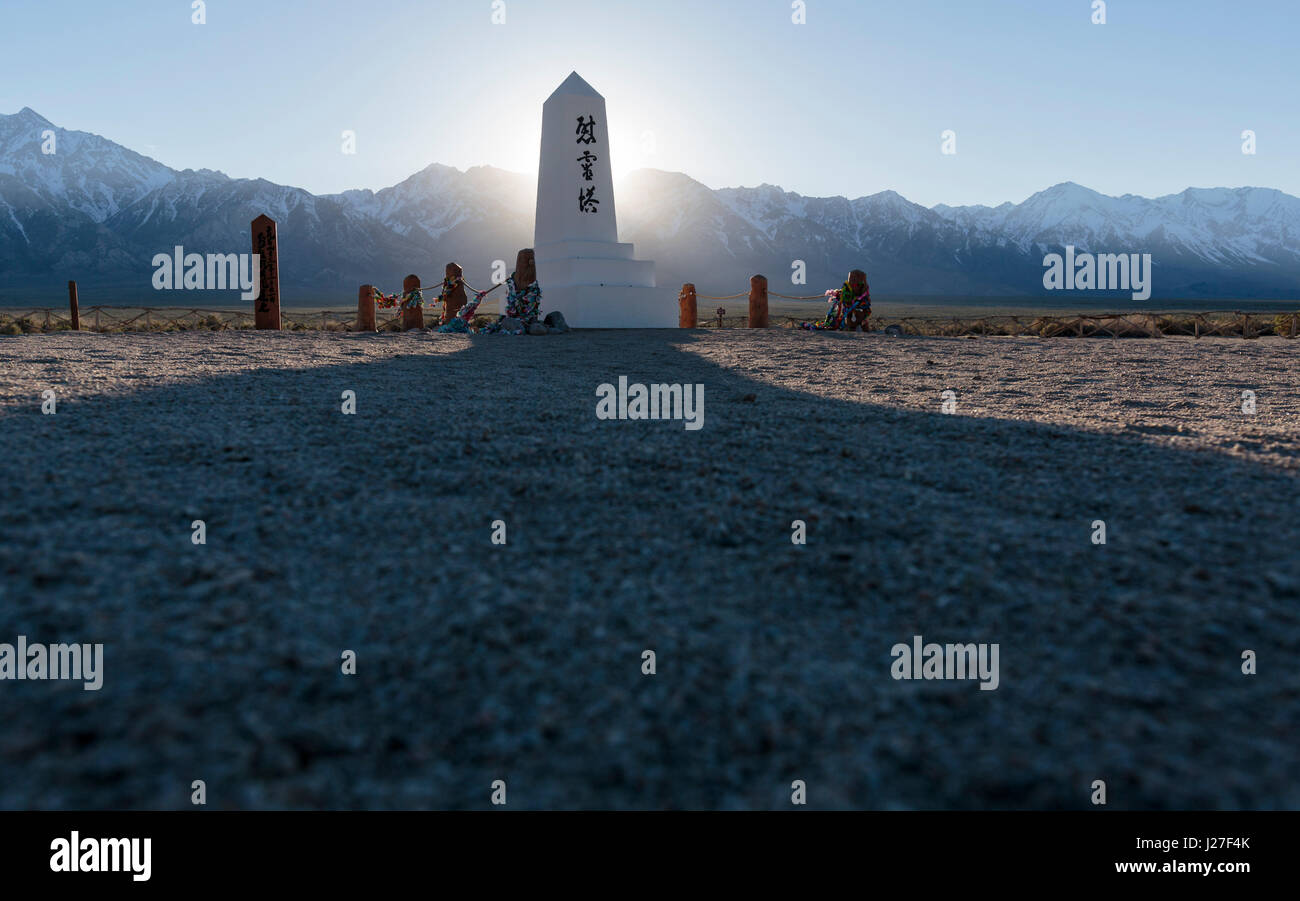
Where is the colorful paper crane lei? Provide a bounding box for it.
[373,288,430,311]
[480,277,542,334]
[436,276,463,306]
[800,281,870,331]
[437,288,492,333]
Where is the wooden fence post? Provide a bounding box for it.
[748,275,769,329]
[357,284,376,332]
[251,215,282,330]
[679,283,697,328]
[401,274,424,330]
[1291,313,1297,339]
[67,281,79,331]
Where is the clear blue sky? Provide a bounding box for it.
[2,0,1295,206]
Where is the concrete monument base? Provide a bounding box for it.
[544,285,676,329]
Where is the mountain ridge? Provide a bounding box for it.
[2,108,1298,304]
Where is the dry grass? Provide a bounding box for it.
[2,303,1296,340]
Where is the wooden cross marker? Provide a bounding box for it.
[67,281,80,331]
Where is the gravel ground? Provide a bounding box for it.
[0,329,1297,810]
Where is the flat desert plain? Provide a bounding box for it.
[0,330,1297,809]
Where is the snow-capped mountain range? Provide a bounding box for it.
[2,107,1298,304]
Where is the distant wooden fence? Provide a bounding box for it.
[872,311,1300,339]
[0,306,405,334]
[682,281,1300,339]
[5,304,1295,339]
[695,309,1300,338]
[2,305,1300,340]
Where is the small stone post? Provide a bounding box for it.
[441,263,467,325]
[401,275,424,330]
[357,284,376,332]
[679,284,697,328]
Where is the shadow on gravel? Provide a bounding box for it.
[0,331,1297,809]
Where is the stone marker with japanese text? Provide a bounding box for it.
[250,214,281,330]
[534,72,673,328]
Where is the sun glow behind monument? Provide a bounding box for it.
[534,72,675,328]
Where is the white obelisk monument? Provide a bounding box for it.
[534,72,675,328]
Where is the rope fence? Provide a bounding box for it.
[3,305,1295,339]
[17,217,1292,340]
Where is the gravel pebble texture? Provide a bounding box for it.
[0,329,1297,809]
